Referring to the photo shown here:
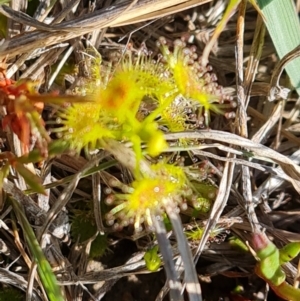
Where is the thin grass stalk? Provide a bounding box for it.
[151,213,184,301]
[166,208,202,301]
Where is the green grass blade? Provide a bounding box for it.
[257,0,300,94]
[10,197,65,301]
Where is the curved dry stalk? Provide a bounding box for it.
[194,159,235,263]
[268,45,300,101]
[165,130,300,194]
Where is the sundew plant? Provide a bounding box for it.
[56,38,232,231]
[56,39,232,158]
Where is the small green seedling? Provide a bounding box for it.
[144,245,161,272]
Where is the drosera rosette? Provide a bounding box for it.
[188,181,218,215]
[104,161,192,232]
[157,36,235,126]
[55,39,233,160]
[165,157,218,215]
[184,223,230,246]
[55,44,174,159]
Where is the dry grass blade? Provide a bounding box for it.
[195,159,235,260]
[235,1,260,233]
[269,44,300,101]
[166,208,202,301]
[251,102,284,144]
[165,130,300,194]
[247,106,300,147]
[2,179,47,223]
[253,149,300,204]
[0,0,211,59]
[36,152,108,242]
[151,213,184,301]
[0,267,43,300]
[92,165,105,235]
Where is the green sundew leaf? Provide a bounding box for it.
[90,234,108,259]
[14,162,45,194]
[71,214,97,243]
[162,213,172,232]
[279,242,300,264]
[229,236,249,252]
[193,197,211,213]
[47,140,72,157]
[191,182,216,214]
[144,246,161,272]
[192,182,217,200]
[257,0,300,94]
[10,198,64,301]
[185,227,204,241]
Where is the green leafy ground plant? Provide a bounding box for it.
[252,232,300,301]
[144,245,162,272]
[56,40,230,163]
